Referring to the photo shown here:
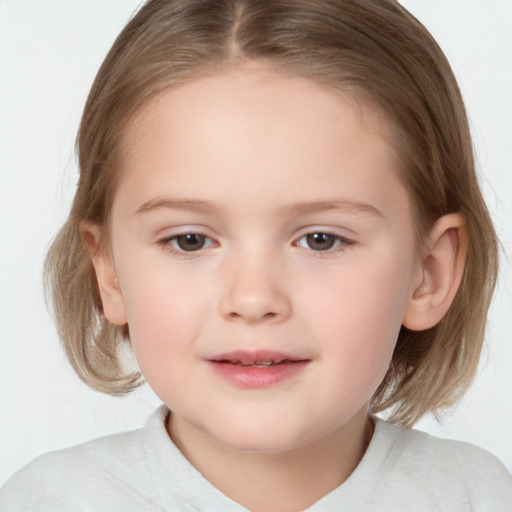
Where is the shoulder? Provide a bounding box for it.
[374,419,512,510]
[0,408,167,511]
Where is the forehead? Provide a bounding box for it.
[122,63,396,154]
[115,65,408,218]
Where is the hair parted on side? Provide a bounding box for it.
[44,0,498,426]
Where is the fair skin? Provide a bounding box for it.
[83,64,467,512]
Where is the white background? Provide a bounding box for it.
[1,0,511,486]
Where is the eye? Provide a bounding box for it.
[296,232,352,251]
[163,233,214,252]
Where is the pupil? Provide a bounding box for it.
[177,234,206,251]
[307,233,335,251]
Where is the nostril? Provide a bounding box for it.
[227,310,277,321]
[219,281,292,323]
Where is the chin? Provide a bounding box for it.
[206,415,318,455]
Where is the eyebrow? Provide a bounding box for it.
[136,198,218,214]
[135,197,382,217]
[281,200,383,218]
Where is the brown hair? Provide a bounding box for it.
[45,0,498,426]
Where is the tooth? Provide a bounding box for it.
[231,360,277,367]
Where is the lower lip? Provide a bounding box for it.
[208,360,309,389]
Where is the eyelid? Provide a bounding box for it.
[156,228,219,255]
[294,229,355,252]
[154,226,355,256]
[172,234,215,251]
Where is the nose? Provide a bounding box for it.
[219,253,292,324]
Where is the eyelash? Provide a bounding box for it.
[157,232,215,256]
[157,231,355,256]
[295,232,355,254]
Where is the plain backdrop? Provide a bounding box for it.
[1,0,511,486]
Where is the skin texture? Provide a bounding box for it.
[83,64,467,511]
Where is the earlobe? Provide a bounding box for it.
[402,213,468,331]
[79,221,128,326]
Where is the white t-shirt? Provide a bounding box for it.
[1,406,511,511]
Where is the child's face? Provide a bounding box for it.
[105,65,422,453]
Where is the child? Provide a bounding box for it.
[1,0,511,510]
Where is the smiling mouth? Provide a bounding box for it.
[210,350,309,367]
[216,359,303,368]
[208,351,310,388]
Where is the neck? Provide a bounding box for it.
[167,410,374,512]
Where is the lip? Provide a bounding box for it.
[207,350,310,389]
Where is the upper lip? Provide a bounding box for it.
[209,350,309,365]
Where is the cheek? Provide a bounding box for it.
[307,249,412,334]
[303,251,414,391]
[117,262,211,376]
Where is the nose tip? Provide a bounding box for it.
[219,262,291,324]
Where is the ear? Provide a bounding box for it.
[79,221,128,326]
[402,213,468,331]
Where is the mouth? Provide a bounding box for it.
[213,359,304,369]
[208,350,310,388]
[229,360,290,368]
[210,350,309,367]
